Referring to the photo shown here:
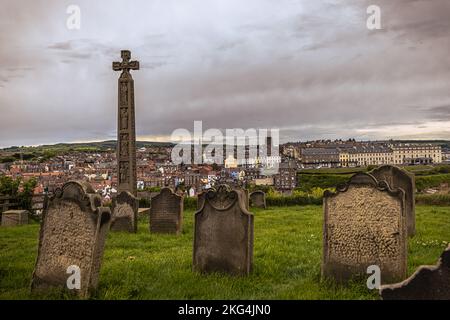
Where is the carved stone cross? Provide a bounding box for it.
[113,50,140,74]
[113,50,139,196]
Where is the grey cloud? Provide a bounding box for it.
[0,67,34,87]
[426,105,450,120]
[0,0,450,148]
[354,0,450,41]
[140,62,168,70]
[48,42,73,50]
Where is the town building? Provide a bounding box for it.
[391,144,442,165]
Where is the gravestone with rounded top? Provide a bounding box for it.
[150,187,183,234]
[110,191,138,233]
[322,173,407,284]
[250,191,266,209]
[380,245,450,300]
[31,181,111,298]
[194,185,254,275]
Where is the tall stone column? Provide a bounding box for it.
[113,50,139,196]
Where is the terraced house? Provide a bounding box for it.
[391,144,442,165]
[302,143,443,168]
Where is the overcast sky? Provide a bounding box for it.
[0,0,449,148]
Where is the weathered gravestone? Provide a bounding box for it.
[240,188,250,210]
[371,165,415,236]
[110,191,138,233]
[197,189,214,210]
[31,181,111,298]
[380,245,450,300]
[322,173,407,284]
[249,191,266,209]
[193,185,254,275]
[150,187,183,234]
[1,210,29,227]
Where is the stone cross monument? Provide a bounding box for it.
[113,50,139,196]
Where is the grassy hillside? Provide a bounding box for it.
[297,165,450,193]
[0,205,448,300]
[0,140,175,163]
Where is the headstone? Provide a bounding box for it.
[113,50,139,196]
[110,191,138,233]
[249,191,266,209]
[240,188,250,210]
[380,245,450,300]
[31,181,111,298]
[197,189,214,210]
[371,165,416,236]
[229,187,250,210]
[322,173,407,284]
[1,210,29,226]
[150,187,183,234]
[193,184,254,275]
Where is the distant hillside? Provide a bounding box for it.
[1,140,175,152]
[0,140,175,163]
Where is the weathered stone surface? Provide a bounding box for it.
[380,245,450,300]
[322,173,407,284]
[197,189,214,210]
[150,187,183,234]
[1,210,29,226]
[110,191,138,233]
[31,181,111,298]
[193,185,254,275]
[240,188,250,210]
[250,191,266,209]
[371,165,416,236]
[113,50,139,196]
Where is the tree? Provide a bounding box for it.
[0,176,21,196]
[0,176,37,211]
[0,156,16,164]
[17,178,37,211]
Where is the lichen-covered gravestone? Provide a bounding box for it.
[150,187,183,234]
[1,210,29,226]
[31,181,111,298]
[371,165,416,236]
[110,191,138,233]
[322,173,407,284]
[250,191,266,209]
[193,185,254,275]
[380,245,450,300]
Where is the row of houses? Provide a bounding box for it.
[139,159,298,194]
[301,143,443,168]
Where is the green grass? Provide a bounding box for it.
[0,205,449,300]
[297,166,450,193]
[415,173,450,192]
[416,194,450,206]
[297,174,351,191]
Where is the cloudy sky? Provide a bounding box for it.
[0,0,449,148]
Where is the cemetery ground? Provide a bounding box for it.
[0,205,449,300]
